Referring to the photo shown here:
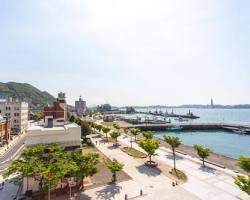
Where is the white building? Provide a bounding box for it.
[75,96,87,117]
[26,122,82,150]
[0,99,28,134]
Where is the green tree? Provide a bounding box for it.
[110,131,121,145]
[139,139,160,166]
[235,175,250,195]
[4,155,36,191]
[193,144,212,167]
[123,128,129,136]
[33,111,44,121]
[96,124,103,132]
[69,115,76,123]
[234,156,250,195]
[142,131,154,140]
[105,159,124,183]
[70,152,99,188]
[130,128,140,141]
[164,135,181,170]
[238,156,250,173]
[102,127,111,139]
[113,123,121,131]
[4,144,76,193]
[75,117,82,126]
[81,121,92,143]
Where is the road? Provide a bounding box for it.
[0,133,26,175]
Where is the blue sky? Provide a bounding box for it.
[0,0,250,106]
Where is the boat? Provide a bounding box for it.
[167,126,183,131]
[233,129,247,134]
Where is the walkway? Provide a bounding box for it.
[118,135,250,200]
[87,134,200,200]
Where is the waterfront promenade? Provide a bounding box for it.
[87,134,199,200]
[87,133,250,200]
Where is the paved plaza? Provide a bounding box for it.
[87,133,250,200]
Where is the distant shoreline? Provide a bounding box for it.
[129,105,250,109]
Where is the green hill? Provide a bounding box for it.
[0,82,55,106]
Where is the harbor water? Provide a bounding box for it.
[123,108,250,158]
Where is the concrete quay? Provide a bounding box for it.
[122,122,250,133]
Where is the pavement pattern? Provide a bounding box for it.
[86,133,250,200]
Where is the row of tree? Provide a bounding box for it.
[89,122,250,195]
[4,143,99,193]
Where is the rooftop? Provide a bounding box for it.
[28,123,79,131]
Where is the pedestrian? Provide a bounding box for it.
[95,141,98,146]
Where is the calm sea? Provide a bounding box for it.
[127,108,250,158]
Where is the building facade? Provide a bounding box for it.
[26,123,81,150]
[0,99,29,134]
[75,96,87,117]
[44,92,67,123]
[0,115,11,146]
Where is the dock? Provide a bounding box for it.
[135,111,200,119]
[122,122,250,134]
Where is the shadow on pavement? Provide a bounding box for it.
[136,164,161,177]
[107,145,118,150]
[95,184,122,200]
[198,166,216,174]
[165,154,183,161]
[92,135,102,139]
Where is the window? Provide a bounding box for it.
[14,113,19,117]
[5,107,11,111]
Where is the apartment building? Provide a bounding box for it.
[0,99,29,134]
[75,96,87,117]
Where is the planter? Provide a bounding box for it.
[145,161,158,167]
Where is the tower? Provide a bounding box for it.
[57,92,67,121]
[211,98,214,107]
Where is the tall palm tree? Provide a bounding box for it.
[164,135,181,171]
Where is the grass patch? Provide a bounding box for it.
[171,169,188,182]
[121,147,147,158]
[101,122,114,127]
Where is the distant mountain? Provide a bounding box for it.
[0,82,55,107]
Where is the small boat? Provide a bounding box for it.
[167,126,183,131]
[233,129,247,134]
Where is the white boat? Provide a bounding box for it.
[233,129,247,134]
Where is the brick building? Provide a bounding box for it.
[0,115,11,146]
[44,92,67,123]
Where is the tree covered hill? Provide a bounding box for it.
[0,82,55,107]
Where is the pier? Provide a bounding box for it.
[122,122,250,134]
[135,111,200,119]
